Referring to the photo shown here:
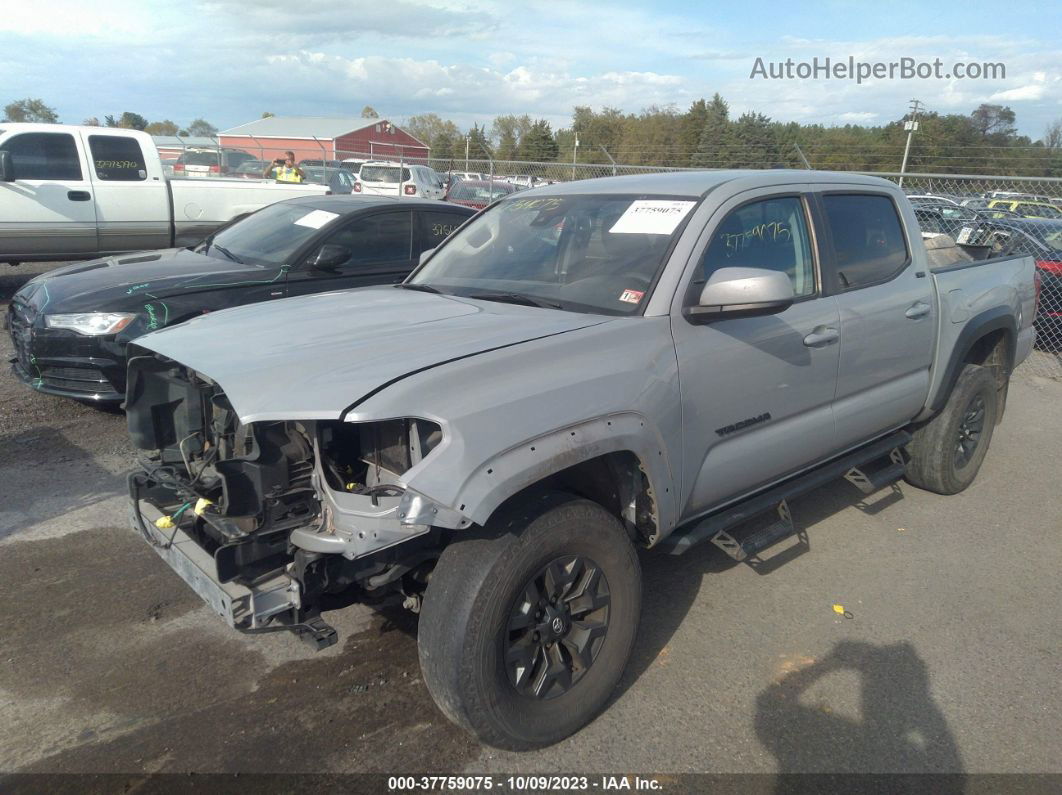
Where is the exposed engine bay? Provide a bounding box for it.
[125,353,455,647]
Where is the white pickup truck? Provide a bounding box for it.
[0,124,330,264]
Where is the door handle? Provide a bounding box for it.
[67,190,91,201]
[905,302,931,319]
[803,326,839,347]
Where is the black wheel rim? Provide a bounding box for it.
[504,555,610,700]
[955,394,986,468]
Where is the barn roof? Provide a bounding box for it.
[219,116,425,145]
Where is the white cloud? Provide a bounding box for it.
[838,111,879,122]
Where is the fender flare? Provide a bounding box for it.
[453,412,678,542]
[928,306,1016,414]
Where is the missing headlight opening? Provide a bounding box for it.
[126,354,449,642]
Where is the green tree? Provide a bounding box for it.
[970,104,1016,140]
[183,118,218,137]
[518,119,558,161]
[432,127,459,160]
[145,119,179,136]
[114,112,149,131]
[82,116,101,127]
[3,98,58,123]
[261,111,275,118]
[361,105,379,119]
[680,98,709,164]
[407,113,461,147]
[491,114,532,160]
[692,94,734,168]
[466,123,492,159]
[730,111,780,168]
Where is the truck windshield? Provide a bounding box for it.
[205,202,340,266]
[409,194,699,314]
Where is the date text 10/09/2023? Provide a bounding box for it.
[387,775,665,791]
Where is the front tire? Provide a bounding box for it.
[905,363,999,495]
[417,492,641,749]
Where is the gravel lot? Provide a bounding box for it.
[1,261,1059,778]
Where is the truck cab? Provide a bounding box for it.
[0,124,170,261]
[0,124,329,264]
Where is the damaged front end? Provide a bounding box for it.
[125,353,461,649]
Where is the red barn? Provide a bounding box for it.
[218,116,430,163]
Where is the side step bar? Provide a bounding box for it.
[656,430,911,558]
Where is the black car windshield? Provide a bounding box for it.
[206,202,341,266]
[409,194,699,315]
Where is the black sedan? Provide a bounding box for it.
[7,196,475,402]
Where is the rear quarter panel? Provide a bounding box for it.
[920,253,1037,418]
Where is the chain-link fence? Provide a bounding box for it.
[156,137,1062,380]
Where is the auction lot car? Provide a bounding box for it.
[125,170,1036,749]
[355,161,445,199]
[0,124,330,263]
[6,197,474,400]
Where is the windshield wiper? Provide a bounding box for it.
[465,291,563,309]
[396,283,443,294]
[210,243,244,264]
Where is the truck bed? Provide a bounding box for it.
[922,251,1038,416]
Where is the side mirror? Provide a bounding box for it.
[0,150,13,182]
[683,267,794,324]
[419,247,436,266]
[309,244,350,272]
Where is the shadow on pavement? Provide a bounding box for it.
[0,427,123,539]
[621,476,905,698]
[756,640,964,782]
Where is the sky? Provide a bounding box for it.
[3,0,1060,142]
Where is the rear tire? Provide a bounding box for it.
[905,364,998,495]
[417,492,641,749]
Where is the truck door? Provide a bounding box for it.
[671,190,841,518]
[81,132,171,253]
[0,130,97,260]
[815,190,936,449]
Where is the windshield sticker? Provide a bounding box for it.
[609,200,696,235]
[293,209,340,229]
[619,288,645,304]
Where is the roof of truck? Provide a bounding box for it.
[531,169,897,197]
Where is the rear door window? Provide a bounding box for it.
[821,193,909,290]
[0,132,82,180]
[417,210,471,253]
[88,135,147,181]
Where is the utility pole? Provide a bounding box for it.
[571,134,579,181]
[599,145,617,176]
[899,99,922,188]
[464,135,470,171]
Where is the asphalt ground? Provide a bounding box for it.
[0,261,1059,781]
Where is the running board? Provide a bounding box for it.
[657,431,911,557]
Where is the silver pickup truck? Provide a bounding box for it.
[125,170,1038,749]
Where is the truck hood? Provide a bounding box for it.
[16,248,277,314]
[135,287,612,423]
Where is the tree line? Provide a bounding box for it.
[407,96,1062,177]
[7,95,1062,177]
[3,98,218,137]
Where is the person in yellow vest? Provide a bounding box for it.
[263,151,305,183]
